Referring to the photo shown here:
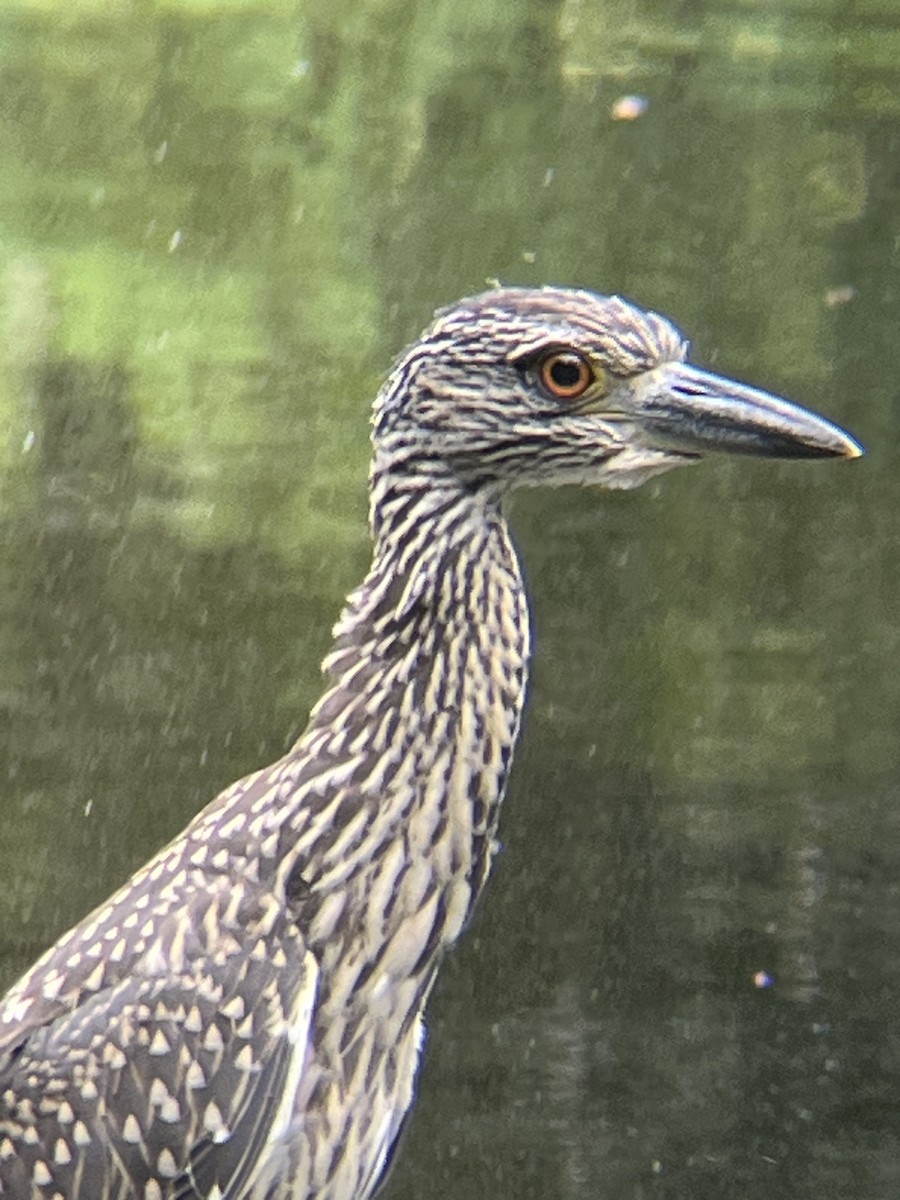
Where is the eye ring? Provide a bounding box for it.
[538,351,594,400]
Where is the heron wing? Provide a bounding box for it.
[0,878,319,1200]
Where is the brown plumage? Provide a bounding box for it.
[0,287,861,1199]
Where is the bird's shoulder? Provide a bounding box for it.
[0,754,318,1064]
[0,858,319,1197]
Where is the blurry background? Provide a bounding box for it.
[0,1,897,1197]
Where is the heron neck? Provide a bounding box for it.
[289,467,531,941]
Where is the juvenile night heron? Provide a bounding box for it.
[0,287,861,1199]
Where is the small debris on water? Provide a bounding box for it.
[611,95,649,121]
[823,284,857,308]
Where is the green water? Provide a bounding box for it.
[0,1,898,1196]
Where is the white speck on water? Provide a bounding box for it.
[611,94,649,121]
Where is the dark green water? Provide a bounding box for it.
[1,1,898,1196]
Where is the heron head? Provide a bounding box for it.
[373,286,862,492]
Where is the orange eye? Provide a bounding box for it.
[538,351,594,399]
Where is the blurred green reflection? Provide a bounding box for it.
[0,2,897,1198]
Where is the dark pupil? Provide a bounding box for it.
[549,357,583,389]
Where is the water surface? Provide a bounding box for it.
[0,2,898,1197]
